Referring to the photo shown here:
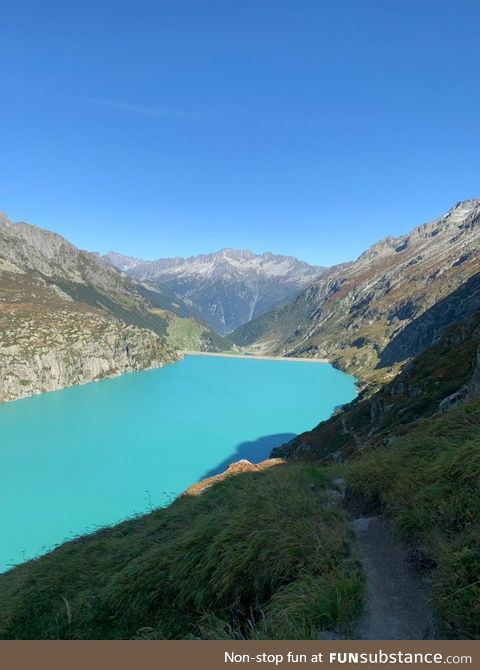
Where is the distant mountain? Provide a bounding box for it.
[231,199,480,384]
[105,248,325,335]
[0,213,225,402]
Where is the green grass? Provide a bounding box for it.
[347,398,480,639]
[164,313,207,349]
[272,314,480,639]
[163,313,233,352]
[0,463,363,640]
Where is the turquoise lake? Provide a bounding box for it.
[0,355,356,572]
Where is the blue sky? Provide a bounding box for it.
[1,0,479,266]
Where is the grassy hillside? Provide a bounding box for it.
[272,310,480,639]
[0,464,363,640]
[347,398,480,639]
[274,312,480,462]
[54,278,169,338]
[148,308,233,352]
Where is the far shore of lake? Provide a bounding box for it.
[180,350,329,363]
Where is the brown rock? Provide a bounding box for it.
[183,458,285,496]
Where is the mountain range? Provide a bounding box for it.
[231,199,480,386]
[105,248,325,335]
[2,200,480,401]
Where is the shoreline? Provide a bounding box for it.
[180,350,329,363]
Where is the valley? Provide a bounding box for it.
[0,200,479,641]
[105,248,325,335]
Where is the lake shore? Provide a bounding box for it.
[180,350,329,363]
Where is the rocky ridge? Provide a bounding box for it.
[0,214,180,402]
[105,248,325,335]
[231,200,480,383]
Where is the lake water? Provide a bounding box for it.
[0,355,356,572]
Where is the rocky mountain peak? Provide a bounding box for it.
[216,247,254,260]
[356,198,480,265]
[105,251,142,272]
[106,248,325,334]
[0,212,12,227]
[448,198,480,213]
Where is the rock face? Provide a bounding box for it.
[438,338,480,412]
[0,214,179,402]
[0,308,177,403]
[105,248,325,335]
[467,343,480,400]
[231,200,480,381]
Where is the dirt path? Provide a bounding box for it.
[352,515,433,639]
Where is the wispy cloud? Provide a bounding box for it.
[84,97,214,122]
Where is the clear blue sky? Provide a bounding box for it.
[1,0,479,266]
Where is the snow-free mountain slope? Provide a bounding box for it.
[0,213,223,401]
[231,200,480,382]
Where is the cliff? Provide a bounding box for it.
[0,214,180,402]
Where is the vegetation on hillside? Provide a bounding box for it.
[275,313,480,462]
[0,464,363,640]
[269,310,480,640]
[54,278,169,337]
[161,310,233,352]
[347,398,480,639]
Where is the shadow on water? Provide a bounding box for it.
[200,433,297,480]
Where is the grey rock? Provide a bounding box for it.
[106,248,326,335]
[0,216,179,402]
[438,342,480,413]
[438,387,468,413]
[466,344,480,399]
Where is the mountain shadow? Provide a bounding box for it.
[379,272,480,368]
[200,433,296,480]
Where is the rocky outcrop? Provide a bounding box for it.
[438,387,469,413]
[439,341,480,412]
[0,316,178,403]
[0,271,180,402]
[466,343,480,400]
[0,214,181,402]
[183,458,285,496]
